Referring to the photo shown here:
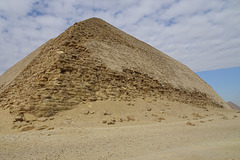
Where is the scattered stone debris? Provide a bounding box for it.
[186,121,195,126]
[233,115,238,118]
[102,119,116,125]
[179,115,188,118]
[192,113,205,119]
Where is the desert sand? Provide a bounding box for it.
[1,99,240,160]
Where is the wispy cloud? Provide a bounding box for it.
[0,0,240,75]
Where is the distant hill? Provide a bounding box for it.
[227,101,240,110]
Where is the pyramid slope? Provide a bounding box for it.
[84,18,215,94]
[0,18,229,117]
[0,39,53,94]
[227,101,240,110]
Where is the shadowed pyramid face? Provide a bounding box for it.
[0,18,228,118]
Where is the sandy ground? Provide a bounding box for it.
[0,99,240,160]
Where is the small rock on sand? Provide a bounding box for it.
[37,117,48,122]
[180,115,188,118]
[12,121,22,129]
[151,114,158,117]
[14,115,23,122]
[47,127,54,130]
[222,116,228,120]
[103,111,111,115]
[102,120,107,124]
[147,108,152,111]
[107,121,115,125]
[66,117,72,120]
[24,113,37,122]
[127,116,135,121]
[20,125,35,132]
[155,117,165,122]
[186,121,195,126]
[145,98,152,103]
[84,110,89,115]
[49,117,54,120]
[36,125,48,130]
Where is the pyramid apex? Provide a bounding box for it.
[76,17,109,25]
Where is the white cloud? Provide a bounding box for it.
[0,0,240,75]
[0,0,34,18]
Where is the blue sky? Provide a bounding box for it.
[0,0,239,104]
[197,67,240,106]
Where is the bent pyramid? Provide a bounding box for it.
[0,18,229,117]
[227,101,240,110]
